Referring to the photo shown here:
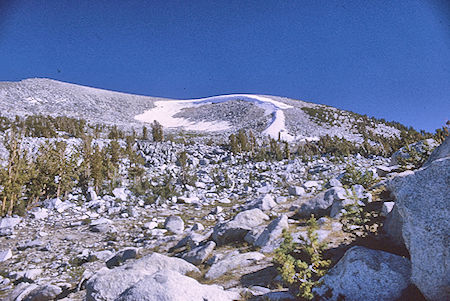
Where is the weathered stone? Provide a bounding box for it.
[296,189,335,218]
[388,140,450,300]
[254,215,288,249]
[0,217,21,229]
[106,247,139,268]
[205,251,265,280]
[381,201,395,217]
[17,240,44,251]
[86,253,199,301]
[29,208,48,220]
[23,284,62,301]
[0,249,12,262]
[182,241,216,265]
[288,186,305,196]
[112,187,127,201]
[313,246,411,301]
[164,215,185,234]
[249,194,277,211]
[115,270,240,301]
[212,208,269,245]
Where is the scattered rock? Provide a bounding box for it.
[0,249,12,262]
[182,241,216,265]
[288,186,305,196]
[205,251,265,280]
[106,247,139,268]
[164,215,185,234]
[212,208,269,245]
[254,215,288,251]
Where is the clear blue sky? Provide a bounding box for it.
[0,0,449,132]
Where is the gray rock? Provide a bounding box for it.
[423,136,449,167]
[182,241,216,265]
[288,186,305,196]
[381,201,395,217]
[29,208,48,220]
[327,178,342,188]
[254,215,288,249]
[249,194,277,211]
[212,208,269,245]
[0,249,12,262]
[164,215,185,234]
[0,217,21,229]
[23,284,62,301]
[86,253,199,301]
[87,187,98,202]
[313,246,411,301]
[296,188,340,218]
[388,140,450,300]
[106,247,139,268]
[6,283,39,301]
[115,269,240,301]
[382,204,405,248]
[112,187,127,201]
[17,240,44,251]
[303,180,319,188]
[205,251,265,280]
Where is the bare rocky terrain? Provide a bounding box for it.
[0,78,448,300]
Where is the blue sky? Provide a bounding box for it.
[0,0,449,132]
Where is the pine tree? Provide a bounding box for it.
[0,130,29,216]
[274,216,330,300]
[142,126,149,140]
[151,121,164,142]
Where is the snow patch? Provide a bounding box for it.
[135,94,294,141]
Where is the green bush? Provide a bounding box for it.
[273,216,330,300]
[340,164,376,189]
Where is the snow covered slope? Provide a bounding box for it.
[135,94,295,141]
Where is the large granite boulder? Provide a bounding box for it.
[388,137,450,300]
[85,253,199,301]
[212,208,269,245]
[313,246,411,301]
[115,269,240,301]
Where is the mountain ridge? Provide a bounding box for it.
[0,78,403,143]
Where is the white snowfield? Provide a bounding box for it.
[134,94,295,142]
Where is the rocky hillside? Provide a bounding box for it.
[0,78,404,143]
[0,78,448,300]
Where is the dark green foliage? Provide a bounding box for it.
[340,164,376,189]
[142,126,149,140]
[0,130,29,216]
[274,216,330,300]
[151,121,164,142]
